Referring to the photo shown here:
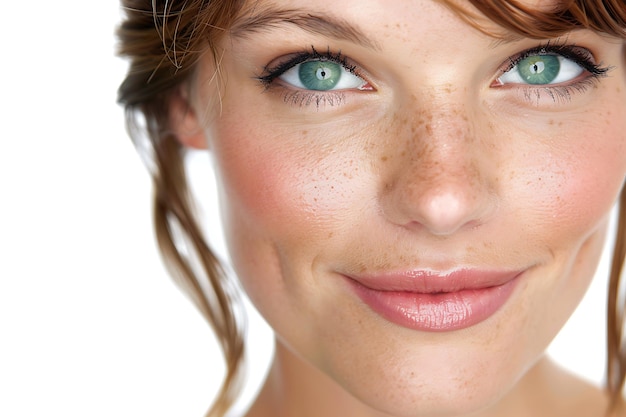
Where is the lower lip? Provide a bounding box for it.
[347,274,521,332]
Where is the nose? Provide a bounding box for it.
[381,110,496,236]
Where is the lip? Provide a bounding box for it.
[344,269,523,332]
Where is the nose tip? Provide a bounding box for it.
[382,168,495,237]
[410,189,488,235]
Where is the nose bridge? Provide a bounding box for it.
[408,89,478,184]
[382,89,494,236]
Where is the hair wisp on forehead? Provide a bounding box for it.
[118,0,246,106]
[442,0,626,39]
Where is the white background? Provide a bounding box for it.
[0,1,609,416]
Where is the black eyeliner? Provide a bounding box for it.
[504,41,611,77]
[256,46,356,87]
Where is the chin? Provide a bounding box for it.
[293,301,539,417]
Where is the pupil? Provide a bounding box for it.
[531,62,545,74]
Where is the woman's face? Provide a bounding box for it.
[186,0,626,415]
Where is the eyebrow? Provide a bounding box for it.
[488,35,524,48]
[230,7,381,51]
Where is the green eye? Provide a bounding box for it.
[279,59,368,91]
[298,61,343,91]
[517,55,560,85]
[498,53,584,86]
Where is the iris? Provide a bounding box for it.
[298,61,342,91]
[517,55,560,85]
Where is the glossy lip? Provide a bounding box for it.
[344,269,524,332]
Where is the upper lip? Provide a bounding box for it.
[344,269,524,293]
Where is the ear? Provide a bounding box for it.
[168,90,208,149]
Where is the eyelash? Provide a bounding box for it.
[256,47,363,108]
[257,46,358,87]
[257,43,611,107]
[496,42,611,103]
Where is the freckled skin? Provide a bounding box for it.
[184,0,626,416]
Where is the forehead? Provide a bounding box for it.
[236,0,561,19]
[231,0,564,43]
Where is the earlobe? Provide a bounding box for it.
[168,91,208,149]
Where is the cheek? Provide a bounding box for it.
[564,117,625,205]
[509,109,626,246]
[506,106,626,356]
[210,117,369,245]
[206,111,386,354]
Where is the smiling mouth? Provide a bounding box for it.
[343,269,524,332]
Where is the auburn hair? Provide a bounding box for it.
[117,1,626,415]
